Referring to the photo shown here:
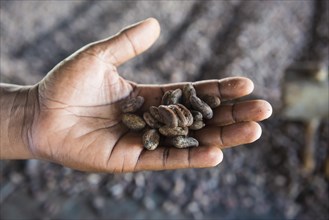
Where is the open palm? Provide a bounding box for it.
[30,18,272,172]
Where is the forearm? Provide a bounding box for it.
[0,83,38,159]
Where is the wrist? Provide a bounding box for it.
[0,83,39,159]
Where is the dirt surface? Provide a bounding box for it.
[1,1,328,219]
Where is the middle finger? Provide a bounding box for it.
[207,100,272,126]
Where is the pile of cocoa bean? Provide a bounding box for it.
[120,83,220,150]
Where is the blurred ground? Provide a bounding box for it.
[0,1,328,219]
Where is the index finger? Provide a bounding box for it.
[155,77,253,100]
[136,77,254,109]
[192,77,254,101]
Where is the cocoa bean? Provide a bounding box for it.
[182,83,196,107]
[158,105,178,128]
[149,106,164,123]
[143,112,162,129]
[122,113,146,131]
[120,82,218,150]
[189,120,205,130]
[159,126,188,137]
[201,95,221,108]
[189,111,204,130]
[142,129,160,150]
[191,110,203,121]
[162,89,182,105]
[169,104,193,127]
[171,136,199,148]
[120,96,144,113]
[190,95,213,119]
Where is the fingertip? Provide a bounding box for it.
[262,101,273,120]
[212,147,224,166]
[127,17,161,52]
[219,121,263,147]
[248,121,262,144]
[234,76,254,95]
[204,147,224,167]
[238,100,273,122]
[191,146,223,168]
[143,17,161,38]
[244,77,254,94]
[219,77,254,99]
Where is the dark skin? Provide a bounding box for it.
[0,18,272,172]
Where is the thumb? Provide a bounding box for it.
[87,18,160,67]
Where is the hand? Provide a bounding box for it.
[28,18,272,172]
